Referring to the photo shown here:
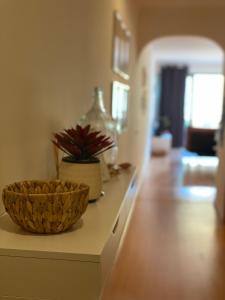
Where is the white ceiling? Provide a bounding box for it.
[151,37,224,66]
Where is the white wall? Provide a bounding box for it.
[155,61,224,75]
[0,0,140,215]
[130,46,159,174]
[151,36,224,75]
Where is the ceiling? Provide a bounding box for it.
[151,37,224,65]
[135,0,225,7]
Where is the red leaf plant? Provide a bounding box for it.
[52,124,114,162]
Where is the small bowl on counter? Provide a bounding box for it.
[2,180,89,234]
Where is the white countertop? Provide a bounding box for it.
[0,169,136,262]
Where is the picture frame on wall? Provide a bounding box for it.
[111,81,130,134]
[112,11,131,80]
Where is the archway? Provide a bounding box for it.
[133,35,225,208]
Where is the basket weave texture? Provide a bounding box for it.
[2,180,89,234]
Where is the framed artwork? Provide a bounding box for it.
[111,81,130,134]
[112,11,131,80]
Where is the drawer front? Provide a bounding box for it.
[101,180,137,287]
[0,256,100,300]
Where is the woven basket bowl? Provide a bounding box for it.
[2,180,89,234]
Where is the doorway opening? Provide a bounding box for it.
[139,36,224,201]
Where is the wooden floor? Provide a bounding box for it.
[102,151,225,300]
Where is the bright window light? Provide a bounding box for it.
[184,74,224,129]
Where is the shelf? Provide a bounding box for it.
[0,169,136,262]
[0,168,138,300]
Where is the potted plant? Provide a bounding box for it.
[52,124,114,202]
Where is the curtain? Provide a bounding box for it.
[159,66,188,147]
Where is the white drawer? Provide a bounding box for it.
[0,170,137,300]
[100,176,137,288]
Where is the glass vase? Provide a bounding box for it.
[79,87,118,165]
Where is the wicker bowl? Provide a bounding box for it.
[2,180,89,234]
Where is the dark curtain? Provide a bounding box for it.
[159,66,188,147]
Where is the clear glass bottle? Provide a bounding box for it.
[79,87,118,165]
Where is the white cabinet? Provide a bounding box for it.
[0,169,137,300]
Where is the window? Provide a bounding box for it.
[184,74,224,129]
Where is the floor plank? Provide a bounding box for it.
[102,151,225,300]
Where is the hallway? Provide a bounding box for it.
[103,151,225,300]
